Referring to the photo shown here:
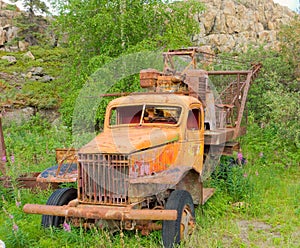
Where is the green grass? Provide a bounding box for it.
[1,162,298,247]
[0,121,299,247]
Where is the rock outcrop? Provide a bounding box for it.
[0,1,53,51]
[0,1,21,49]
[0,0,298,53]
[194,0,297,52]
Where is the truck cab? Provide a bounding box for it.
[77,93,206,205]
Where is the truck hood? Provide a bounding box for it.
[79,127,179,154]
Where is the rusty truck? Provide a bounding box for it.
[23,47,261,247]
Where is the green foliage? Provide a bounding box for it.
[54,0,203,60]
[52,0,204,129]
[241,122,300,169]
[279,16,300,81]
[3,114,72,175]
[19,81,58,109]
[211,156,253,203]
[3,3,19,11]
[235,47,300,151]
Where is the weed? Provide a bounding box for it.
[211,156,253,203]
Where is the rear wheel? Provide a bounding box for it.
[162,190,195,248]
[41,188,77,228]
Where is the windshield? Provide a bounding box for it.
[109,105,182,126]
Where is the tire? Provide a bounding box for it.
[162,190,195,248]
[41,188,77,228]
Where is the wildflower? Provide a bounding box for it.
[10,154,15,163]
[259,152,264,158]
[63,222,71,232]
[12,223,18,232]
[237,152,243,161]
[243,173,248,178]
[9,214,14,219]
[1,156,6,162]
[16,201,21,208]
[255,171,259,176]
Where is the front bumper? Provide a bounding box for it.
[23,203,177,221]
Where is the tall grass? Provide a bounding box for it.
[0,120,299,247]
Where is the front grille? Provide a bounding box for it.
[78,153,129,205]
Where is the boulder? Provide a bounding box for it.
[223,0,236,16]
[214,12,227,34]
[0,27,6,46]
[226,15,241,34]
[24,51,35,60]
[30,67,44,76]
[25,72,32,79]
[41,75,54,83]
[2,107,35,124]
[200,9,218,34]
[18,40,29,51]
[1,55,16,64]
[4,26,18,43]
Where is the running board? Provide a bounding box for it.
[202,188,215,205]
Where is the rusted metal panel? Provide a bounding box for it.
[55,148,77,164]
[207,70,251,75]
[204,127,246,145]
[129,142,180,178]
[175,169,202,204]
[128,166,192,198]
[37,163,77,183]
[79,126,180,154]
[36,148,78,183]
[140,69,160,88]
[201,188,215,205]
[23,204,177,221]
[0,172,59,190]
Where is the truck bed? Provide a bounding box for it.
[204,127,246,145]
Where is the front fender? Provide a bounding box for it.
[128,166,194,198]
[37,163,77,183]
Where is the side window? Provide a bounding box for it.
[187,108,201,130]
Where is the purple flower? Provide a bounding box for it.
[12,223,18,232]
[237,152,243,161]
[1,156,6,162]
[63,222,71,232]
[243,173,248,178]
[9,214,14,219]
[259,152,264,158]
[10,155,15,163]
[16,201,21,207]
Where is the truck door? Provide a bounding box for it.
[185,104,204,173]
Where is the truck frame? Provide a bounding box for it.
[23,47,260,247]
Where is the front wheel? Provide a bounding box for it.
[162,190,195,248]
[41,188,77,228]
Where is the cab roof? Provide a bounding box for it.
[106,93,201,108]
